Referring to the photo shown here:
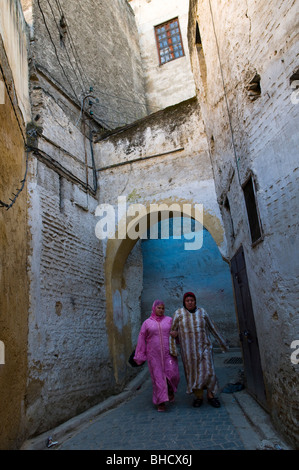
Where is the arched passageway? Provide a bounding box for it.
[104,203,235,384]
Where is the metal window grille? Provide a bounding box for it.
[155,18,184,65]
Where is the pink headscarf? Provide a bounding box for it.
[151,299,165,321]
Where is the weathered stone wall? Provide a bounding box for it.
[24,74,117,437]
[188,0,299,447]
[0,0,30,450]
[26,158,112,436]
[129,0,196,113]
[29,0,147,128]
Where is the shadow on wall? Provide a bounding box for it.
[141,218,239,347]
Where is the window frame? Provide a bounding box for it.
[224,195,235,240]
[242,174,263,246]
[154,17,185,66]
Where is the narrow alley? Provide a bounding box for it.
[21,350,291,453]
[1,0,298,452]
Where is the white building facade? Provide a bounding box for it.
[128,0,196,112]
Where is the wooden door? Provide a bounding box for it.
[231,246,267,408]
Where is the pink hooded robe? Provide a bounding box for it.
[134,300,180,405]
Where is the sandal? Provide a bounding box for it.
[192,398,203,407]
[157,403,166,412]
[208,396,221,408]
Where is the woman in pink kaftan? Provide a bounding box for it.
[134,300,180,411]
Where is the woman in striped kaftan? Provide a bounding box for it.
[170,292,228,408]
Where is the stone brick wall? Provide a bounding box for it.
[25,63,119,438]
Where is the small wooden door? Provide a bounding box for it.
[231,246,267,408]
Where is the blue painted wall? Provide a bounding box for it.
[141,218,239,346]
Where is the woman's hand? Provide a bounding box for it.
[170,330,178,338]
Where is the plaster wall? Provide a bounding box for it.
[128,0,196,112]
[188,0,299,447]
[0,0,30,450]
[0,0,31,122]
[0,70,28,450]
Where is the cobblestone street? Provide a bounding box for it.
[22,351,291,454]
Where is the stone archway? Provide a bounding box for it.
[104,199,225,384]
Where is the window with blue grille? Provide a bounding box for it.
[155,18,184,65]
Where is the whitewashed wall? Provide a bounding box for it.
[189,0,299,448]
[129,0,196,112]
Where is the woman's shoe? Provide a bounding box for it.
[157,403,166,412]
[207,396,221,408]
[192,398,203,407]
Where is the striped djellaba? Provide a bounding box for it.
[169,307,228,395]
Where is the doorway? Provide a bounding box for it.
[230,246,267,408]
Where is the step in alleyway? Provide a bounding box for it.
[21,350,292,452]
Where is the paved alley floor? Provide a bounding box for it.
[21,350,292,455]
[58,366,244,451]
